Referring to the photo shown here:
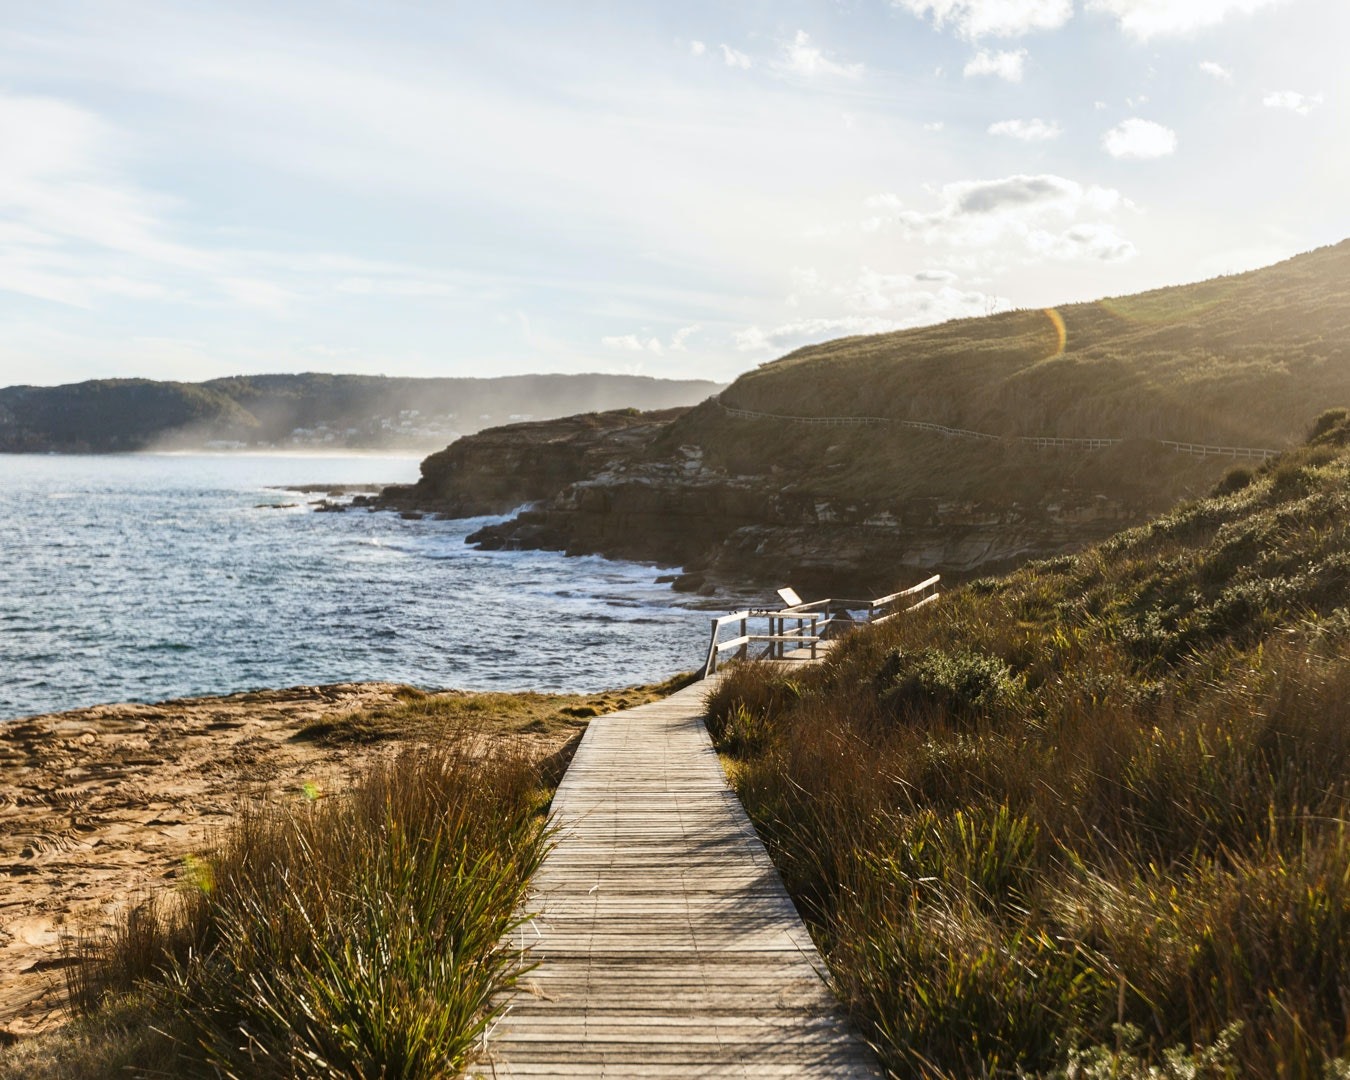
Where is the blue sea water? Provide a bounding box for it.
[0,453,710,720]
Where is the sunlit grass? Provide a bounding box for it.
[7,735,548,1079]
[653,241,1350,515]
[705,411,1350,1077]
[296,672,696,746]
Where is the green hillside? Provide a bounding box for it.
[726,240,1350,446]
[706,409,1350,1077]
[654,240,1350,509]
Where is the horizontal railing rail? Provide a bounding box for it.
[702,575,941,677]
[717,401,1282,461]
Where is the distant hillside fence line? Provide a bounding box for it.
[716,402,1281,462]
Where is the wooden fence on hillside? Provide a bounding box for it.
[702,574,940,677]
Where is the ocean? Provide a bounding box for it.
[0,453,710,720]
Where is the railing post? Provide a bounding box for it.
[705,618,719,677]
[739,616,747,662]
[810,616,817,659]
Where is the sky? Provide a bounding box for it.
[0,0,1344,387]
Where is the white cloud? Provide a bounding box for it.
[689,40,706,57]
[963,49,1027,82]
[778,31,864,80]
[923,120,946,132]
[671,324,701,350]
[1198,60,1232,81]
[893,0,1073,38]
[602,325,703,354]
[601,333,664,354]
[1101,118,1178,159]
[988,117,1063,141]
[1026,222,1135,261]
[1263,90,1324,115]
[863,174,1136,263]
[1087,0,1287,40]
[720,44,752,69]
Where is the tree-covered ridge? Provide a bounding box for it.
[0,372,723,452]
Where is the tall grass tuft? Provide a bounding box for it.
[707,418,1350,1078]
[71,734,548,1079]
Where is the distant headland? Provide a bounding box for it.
[0,372,724,454]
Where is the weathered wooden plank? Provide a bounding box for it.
[480,679,880,1077]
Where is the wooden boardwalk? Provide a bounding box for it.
[483,678,880,1078]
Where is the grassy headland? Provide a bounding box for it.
[418,241,1350,594]
[705,409,1350,1077]
[659,240,1350,509]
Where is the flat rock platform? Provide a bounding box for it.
[484,677,880,1078]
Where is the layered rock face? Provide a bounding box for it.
[465,463,1137,595]
[380,409,1153,595]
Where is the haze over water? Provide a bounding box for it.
[1,454,704,720]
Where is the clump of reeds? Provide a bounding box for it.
[68,734,547,1079]
[706,415,1350,1078]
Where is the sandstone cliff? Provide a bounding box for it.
[378,404,1217,596]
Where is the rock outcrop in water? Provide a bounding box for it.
[370,408,691,518]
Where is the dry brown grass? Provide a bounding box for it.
[704,412,1350,1077]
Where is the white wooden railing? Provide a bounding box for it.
[702,574,940,677]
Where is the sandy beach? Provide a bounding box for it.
[0,682,533,1041]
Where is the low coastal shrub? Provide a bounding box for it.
[706,419,1350,1078]
[63,734,548,1079]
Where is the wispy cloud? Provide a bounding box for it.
[671,324,701,350]
[720,44,752,69]
[1198,60,1233,81]
[988,118,1063,141]
[893,0,1073,39]
[735,271,1009,352]
[777,31,863,80]
[602,333,664,354]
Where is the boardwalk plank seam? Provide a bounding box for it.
[480,679,880,1078]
